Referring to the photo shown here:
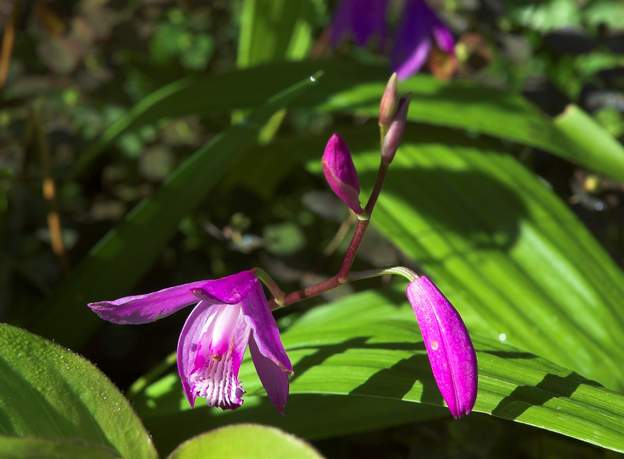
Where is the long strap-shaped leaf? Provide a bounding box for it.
[72,60,624,181]
[31,73,322,348]
[133,290,624,454]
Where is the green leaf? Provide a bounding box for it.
[167,424,323,459]
[359,132,624,390]
[71,60,624,181]
[236,0,316,143]
[554,104,624,173]
[0,437,121,459]
[134,290,624,454]
[0,324,157,459]
[237,0,314,67]
[32,74,322,349]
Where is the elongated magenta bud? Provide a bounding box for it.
[322,133,363,214]
[379,73,398,128]
[381,96,410,164]
[406,276,477,418]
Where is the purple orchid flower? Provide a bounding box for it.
[329,0,455,80]
[330,0,390,48]
[392,0,455,79]
[88,270,293,412]
[406,275,477,418]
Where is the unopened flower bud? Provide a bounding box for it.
[379,73,398,128]
[322,133,363,214]
[381,96,410,163]
[406,276,477,418]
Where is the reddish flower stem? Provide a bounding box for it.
[278,159,390,308]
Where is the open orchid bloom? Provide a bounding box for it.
[392,0,455,79]
[88,271,293,412]
[406,276,477,418]
[329,0,390,47]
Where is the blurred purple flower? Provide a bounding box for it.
[330,0,390,47]
[392,0,455,79]
[329,0,455,80]
[406,276,477,418]
[88,271,293,412]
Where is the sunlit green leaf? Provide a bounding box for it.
[72,60,624,181]
[135,290,624,454]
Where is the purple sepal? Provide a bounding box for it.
[87,271,257,324]
[249,335,290,413]
[391,0,455,80]
[330,0,389,48]
[322,133,363,214]
[406,276,478,418]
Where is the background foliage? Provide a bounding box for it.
[0,0,623,458]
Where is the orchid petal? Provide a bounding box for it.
[392,0,432,79]
[87,271,256,325]
[329,0,355,46]
[240,278,293,375]
[249,334,290,413]
[330,0,389,48]
[177,301,250,409]
[352,0,389,47]
[406,276,477,418]
[87,280,213,325]
[431,18,455,54]
[192,270,257,304]
[393,37,431,80]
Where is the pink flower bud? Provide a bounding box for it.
[379,73,398,128]
[381,96,410,163]
[406,276,477,418]
[322,133,363,214]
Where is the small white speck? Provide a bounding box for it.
[430,340,439,350]
[309,75,316,82]
[498,333,507,342]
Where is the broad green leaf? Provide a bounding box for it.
[228,125,624,390]
[132,377,445,454]
[359,133,624,390]
[167,424,323,459]
[0,437,120,459]
[32,74,322,349]
[135,290,624,454]
[0,324,157,459]
[72,60,624,181]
